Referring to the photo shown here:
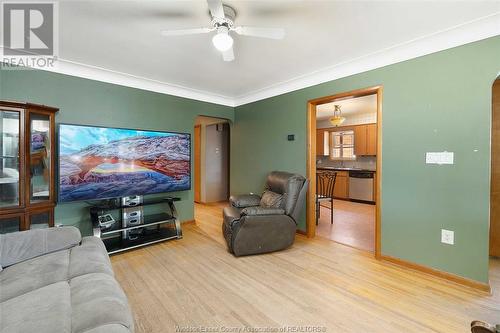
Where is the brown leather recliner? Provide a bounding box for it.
[222,171,308,256]
[471,321,500,333]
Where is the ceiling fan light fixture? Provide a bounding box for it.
[212,26,233,52]
[160,1,285,61]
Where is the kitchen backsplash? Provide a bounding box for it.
[317,155,376,171]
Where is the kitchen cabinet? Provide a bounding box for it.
[354,123,377,156]
[319,123,377,157]
[366,124,377,155]
[316,129,329,156]
[333,171,349,199]
[354,126,367,156]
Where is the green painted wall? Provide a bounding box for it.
[231,36,500,283]
[1,36,498,283]
[0,69,233,235]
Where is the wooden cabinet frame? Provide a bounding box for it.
[0,104,26,213]
[26,205,55,230]
[0,212,25,232]
[0,101,58,231]
[25,107,57,209]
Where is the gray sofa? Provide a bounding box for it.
[0,227,134,333]
[223,171,308,256]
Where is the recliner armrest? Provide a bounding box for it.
[0,226,82,268]
[229,194,261,208]
[241,207,285,216]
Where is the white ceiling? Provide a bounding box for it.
[316,94,377,121]
[50,1,500,105]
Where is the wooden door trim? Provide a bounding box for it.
[490,79,500,256]
[194,124,201,203]
[306,85,383,259]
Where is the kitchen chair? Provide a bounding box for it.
[316,171,337,225]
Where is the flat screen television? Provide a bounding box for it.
[58,123,191,203]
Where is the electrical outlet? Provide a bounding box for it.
[441,229,454,245]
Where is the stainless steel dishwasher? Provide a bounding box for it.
[348,171,374,203]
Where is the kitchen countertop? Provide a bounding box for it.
[317,166,376,173]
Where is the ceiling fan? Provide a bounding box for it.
[160,0,285,62]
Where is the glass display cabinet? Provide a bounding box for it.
[0,101,58,233]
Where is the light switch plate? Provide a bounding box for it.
[426,152,454,165]
[441,229,454,245]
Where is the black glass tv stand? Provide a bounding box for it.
[89,196,182,254]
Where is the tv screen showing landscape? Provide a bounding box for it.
[58,124,191,202]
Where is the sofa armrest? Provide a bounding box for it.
[229,194,261,208]
[241,206,285,216]
[0,226,82,268]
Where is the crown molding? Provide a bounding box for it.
[233,12,500,106]
[1,12,498,108]
[0,51,236,107]
[48,59,237,107]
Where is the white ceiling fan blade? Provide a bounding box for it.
[207,0,225,19]
[161,27,213,36]
[222,46,234,62]
[233,26,285,40]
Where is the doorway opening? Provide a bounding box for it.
[307,86,382,257]
[194,116,230,205]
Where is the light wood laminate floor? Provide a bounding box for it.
[111,202,500,333]
[316,199,375,252]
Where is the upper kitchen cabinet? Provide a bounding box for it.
[354,126,367,156]
[0,101,58,232]
[318,123,377,157]
[316,128,329,156]
[366,123,377,155]
[354,123,377,156]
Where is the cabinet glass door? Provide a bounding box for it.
[0,110,21,208]
[0,215,22,234]
[28,209,52,229]
[29,113,51,203]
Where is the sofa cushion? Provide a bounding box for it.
[69,236,114,279]
[0,250,69,303]
[0,234,133,333]
[82,325,133,333]
[0,227,81,268]
[0,281,71,333]
[260,190,283,208]
[70,273,134,333]
[0,236,114,303]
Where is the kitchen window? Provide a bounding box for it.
[330,130,355,160]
